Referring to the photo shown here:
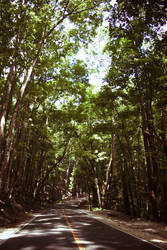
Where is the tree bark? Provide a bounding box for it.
[94,164,102,209]
[135,67,164,219]
[0,58,16,162]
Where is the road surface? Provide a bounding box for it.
[0,201,162,250]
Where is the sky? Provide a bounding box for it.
[75,0,118,92]
[76,24,110,93]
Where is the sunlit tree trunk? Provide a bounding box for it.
[102,149,112,208]
[94,164,102,209]
[0,58,16,163]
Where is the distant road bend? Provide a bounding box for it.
[0,200,162,250]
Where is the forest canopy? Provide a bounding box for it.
[0,0,167,221]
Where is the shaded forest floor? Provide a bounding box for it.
[0,202,48,245]
[0,203,33,228]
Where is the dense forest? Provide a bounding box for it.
[0,0,167,222]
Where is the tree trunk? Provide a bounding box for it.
[35,142,69,200]
[102,150,112,208]
[0,58,16,163]
[135,67,164,219]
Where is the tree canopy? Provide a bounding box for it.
[0,0,167,221]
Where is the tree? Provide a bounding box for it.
[0,0,104,206]
[104,0,167,220]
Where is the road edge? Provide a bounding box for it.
[0,214,38,247]
[81,209,164,250]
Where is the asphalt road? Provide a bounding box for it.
[0,202,162,250]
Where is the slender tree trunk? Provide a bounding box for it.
[35,142,69,200]
[0,58,16,163]
[0,11,75,191]
[135,67,163,219]
[93,164,102,209]
[4,100,29,195]
[160,107,167,157]
[111,133,118,209]
[102,150,112,207]
[121,160,131,215]
[112,134,117,176]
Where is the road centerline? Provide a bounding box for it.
[62,207,85,250]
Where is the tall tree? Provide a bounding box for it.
[104,0,167,219]
[0,0,103,203]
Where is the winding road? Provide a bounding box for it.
[0,200,162,250]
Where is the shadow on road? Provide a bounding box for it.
[0,199,161,250]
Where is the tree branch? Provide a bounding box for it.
[36,140,70,195]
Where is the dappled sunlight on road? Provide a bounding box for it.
[151,239,167,244]
[0,207,161,250]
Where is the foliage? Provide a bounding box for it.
[0,0,166,222]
